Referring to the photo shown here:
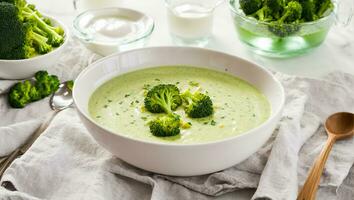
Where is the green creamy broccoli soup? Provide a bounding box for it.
[88,66,270,144]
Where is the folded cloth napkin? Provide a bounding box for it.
[1,50,354,200]
[0,39,100,157]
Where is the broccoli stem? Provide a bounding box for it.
[278,10,291,23]
[317,0,332,17]
[257,7,267,21]
[251,6,272,21]
[21,6,63,46]
[153,93,173,114]
[32,25,47,37]
[29,30,52,54]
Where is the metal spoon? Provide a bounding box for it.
[298,112,354,200]
[0,81,73,179]
[50,81,74,111]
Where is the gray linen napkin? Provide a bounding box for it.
[0,39,99,157]
[1,68,354,200]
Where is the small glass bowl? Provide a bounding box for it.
[73,8,154,56]
[229,0,336,58]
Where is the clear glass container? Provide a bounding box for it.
[229,0,352,58]
[73,8,154,56]
[165,0,223,47]
[73,0,126,12]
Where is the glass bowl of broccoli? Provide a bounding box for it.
[0,0,69,79]
[229,0,337,57]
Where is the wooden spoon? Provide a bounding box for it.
[297,112,354,200]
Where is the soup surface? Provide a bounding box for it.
[89,66,270,144]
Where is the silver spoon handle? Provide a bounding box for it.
[0,110,59,179]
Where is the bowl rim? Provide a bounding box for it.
[72,7,155,45]
[73,46,285,147]
[0,14,70,62]
[228,0,336,26]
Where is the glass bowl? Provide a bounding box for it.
[73,8,154,56]
[228,0,336,58]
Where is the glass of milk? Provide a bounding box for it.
[165,0,223,47]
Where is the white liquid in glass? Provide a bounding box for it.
[167,3,213,39]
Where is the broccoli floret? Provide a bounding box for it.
[149,114,181,137]
[268,1,302,37]
[20,5,64,47]
[29,86,41,101]
[0,0,26,7]
[268,23,301,37]
[144,84,182,114]
[34,71,60,98]
[280,1,303,23]
[250,5,273,22]
[300,0,318,21]
[24,22,52,54]
[66,80,74,91]
[0,0,64,59]
[8,80,32,108]
[0,2,26,59]
[239,0,262,15]
[8,71,60,108]
[264,0,283,19]
[181,90,213,118]
[317,0,333,18]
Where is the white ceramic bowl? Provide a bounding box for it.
[73,47,285,176]
[0,15,69,79]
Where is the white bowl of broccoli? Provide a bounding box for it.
[0,0,69,79]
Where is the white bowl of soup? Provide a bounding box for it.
[73,47,284,176]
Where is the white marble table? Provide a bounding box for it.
[30,0,354,78]
[26,0,354,199]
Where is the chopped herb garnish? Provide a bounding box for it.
[96,116,101,118]
[210,120,216,126]
[252,113,256,117]
[155,78,160,81]
[143,84,151,90]
[107,99,112,103]
[181,121,192,129]
[103,105,108,108]
[119,101,123,105]
[176,81,180,85]
[221,116,226,119]
[141,116,148,121]
[135,100,139,103]
[124,94,130,98]
[188,81,199,87]
[115,113,119,116]
[203,122,209,125]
